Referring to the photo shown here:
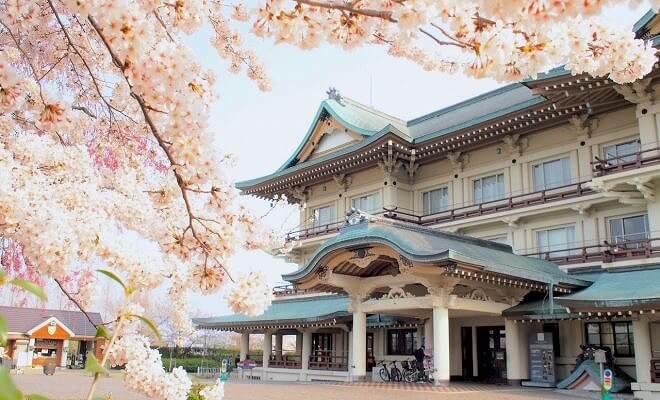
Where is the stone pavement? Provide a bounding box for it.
[11,368,594,400]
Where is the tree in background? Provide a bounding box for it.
[0,1,657,399]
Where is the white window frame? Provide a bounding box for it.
[532,156,572,191]
[534,224,577,257]
[311,203,336,228]
[607,213,649,247]
[472,172,505,204]
[350,191,381,213]
[602,138,641,165]
[421,186,449,215]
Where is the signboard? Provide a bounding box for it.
[528,332,556,386]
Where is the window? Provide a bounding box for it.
[533,157,571,191]
[351,192,380,213]
[585,322,635,357]
[387,329,417,355]
[603,139,640,165]
[422,187,449,214]
[536,226,576,256]
[473,173,504,203]
[312,205,336,228]
[609,214,649,246]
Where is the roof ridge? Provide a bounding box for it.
[0,305,102,316]
[334,96,407,126]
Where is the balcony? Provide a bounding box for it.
[523,237,660,266]
[592,146,660,177]
[272,284,315,297]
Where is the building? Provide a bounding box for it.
[1,306,104,368]
[194,11,660,399]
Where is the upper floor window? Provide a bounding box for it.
[312,204,336,227]
[422,187,449,214]
[536,225,575,256]
[609,214,649,246]
[351,192,380,213]
[473,173,504,204]
[533,157,571,191]
[585,321,634,357]
[603,139,640,165]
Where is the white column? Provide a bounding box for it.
[416,325,424,348]
[424,318,433,349]
[335,332,344,357]
[302,330,312,374]
[505,319,528,385]
[633,318,652,385]
[262,332,272,370]
[432,306,450,386]
[351,311,367,381]
[240,332,249,361]
[295,333,303,355]
[61,340,69,367]
[348,330,354,373]
[275,334,283,356]
[646,186,660,236]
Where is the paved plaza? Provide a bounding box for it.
[10,369,612,400]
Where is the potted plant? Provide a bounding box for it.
[43,359,56,375]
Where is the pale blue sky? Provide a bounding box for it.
[188,4,653,316]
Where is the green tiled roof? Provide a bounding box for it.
[283,216,587,287]
[502,299,570,319]
[556,267,660,310]
[192,295,350,328]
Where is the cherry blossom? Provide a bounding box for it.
[200,382,225,400]
[227,271,274,316]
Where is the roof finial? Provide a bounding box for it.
[326,87,343,105]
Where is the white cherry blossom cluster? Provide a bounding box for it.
[200,382,225,400]
[227,271,274,316]
[108,333,192,400]
[251,0,658,83]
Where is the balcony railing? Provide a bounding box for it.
[269,354,302,369]
[386,181,593,226]
[523,237,660,265]
[308,350,348,371]
[592,146,660,177]
[272,284,314,297]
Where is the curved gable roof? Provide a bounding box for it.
[283,215,587,287]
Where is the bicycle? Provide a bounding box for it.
[377,360,402,382]
[403,359,431,383]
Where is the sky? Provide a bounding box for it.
[183,4,654,316]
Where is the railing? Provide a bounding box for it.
[651,359,660,383]
[308,350,348,371]
[592,146,660,177]
[524,237,660,265]
[272,284,313,297]
[269,354,302,369]
[386,181,593,226]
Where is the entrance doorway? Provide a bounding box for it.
[461,327,474,380]
[366,332,374,371]
[476,326,507,383]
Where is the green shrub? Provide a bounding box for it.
[188,384,207,400]
[163,357,221,373]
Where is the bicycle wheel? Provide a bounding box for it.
[379,366,389,382]
[392,367,402,382]
[403,369,414,383]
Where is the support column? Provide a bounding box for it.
[335,332,344,357]
[262,332,272,371]
[505,319,528,385]
[633,318,652,386]
[240,332,249,361]
[295,333,303,356]
[302,330,312,375]
[351,311,367,381]
[275,333,283,356]
[424,318,433,349]
[416,324,424,348]
[432,305,450,386]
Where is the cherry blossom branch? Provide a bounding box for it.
[54,278,99,327]
[85,313,125,400]
[294,0,396,22]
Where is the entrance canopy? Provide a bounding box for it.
[284,212,588,297]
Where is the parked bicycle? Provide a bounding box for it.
[402,359,431,383]
[377,360,402,382]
